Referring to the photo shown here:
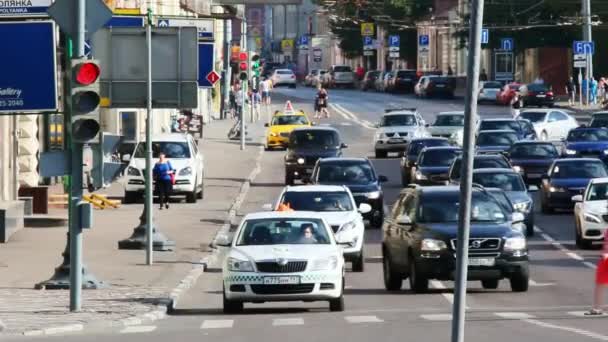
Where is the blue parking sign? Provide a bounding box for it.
[389,35,400,47]
[363,36,373,46]
[419,35,429,46]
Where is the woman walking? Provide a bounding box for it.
[587,229,608,315]
[153,152,175,210]
[314,86,329,119]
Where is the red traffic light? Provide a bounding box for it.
[239,62,248,71]
[238,52,248,61]
[75,62,100,85]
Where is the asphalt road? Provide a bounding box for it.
[8,87,607,341]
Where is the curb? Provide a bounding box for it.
[17,126,267,337]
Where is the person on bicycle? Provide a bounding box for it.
[314,86,329,119]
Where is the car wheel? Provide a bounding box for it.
[481,279,500,289]
[575,220,593,249]
[541,131,548,141]
[186,180,197,203]
[223,286,244,314]
[352,251,364,272]
[124,191,138,204]
[285,173,294,186]
[375,150,388,158]
[408,258,429,293]
[197,181,204,199]
[383,250,403,291]
[509,266,529,292]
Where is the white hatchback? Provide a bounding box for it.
[123,133,204,204]
[572,178,608,249]
[517,109,579,141]
[271,69,297,88]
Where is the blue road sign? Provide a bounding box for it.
[0,0,52,16]
[573,41,594,55]
[481,29,489,44]
[419,35,429,46]
[0,21,57,113]
[105,16,145,28]
[389,35,400,48]
[84,40,92,57]
[300,35,309,46]
[158,19,169,27]
[501,38,514,51]
[198,42,215,88]
[363,36,373,46]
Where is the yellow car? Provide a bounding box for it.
[265,112,312,149]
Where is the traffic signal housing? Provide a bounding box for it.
[238,52,248,81]
[71,58,101,144]
[251,54,260,78]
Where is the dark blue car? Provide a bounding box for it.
[400,137,450,186]
[506,141,560,185]
[412,146,462,185]
[540,158,608,213]
[563,127,608,161]
[478,118,537,141]
[476,130,520,154]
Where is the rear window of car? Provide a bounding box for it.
[277,70,294,75]
[451,157,510,180]
[483,82,502,89]
[333,66,352,72]
[397,71,416,78]
[527,84,549,92]
[430,77,449,83]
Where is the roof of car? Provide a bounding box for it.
[512,140,555,145]
[481,118,517,122]
[148,133,190,142]
[243,211,326,220]
[590,177,608,184]
[317,157,369,163]
[291,126,339,132]
[382,111,417,116]
[437,111,464,115]
[477,129,518,134]
[416,185,485,194]
[473,168,517,174]
[555,158,603,163]
[410,137,449,143]
[592,111,608,116]
[274,69,294,73]
[421,146,461,152]
[283,185,348,193]
[520,109,554,113]
[455,154,507,160]
[571,126,608,131]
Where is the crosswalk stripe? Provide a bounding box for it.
[345,315,383,323]
[494,312,536,320]
[201,320,234,329]
[420,314,452,321]
[120,326,157,334]
[272,318,305,326]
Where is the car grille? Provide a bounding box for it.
[256,261,307,273]
[433,134,452,138]
[386,132,408,138]
[451,238,501,251]
[251,284,315,295]
[279,132,290,138]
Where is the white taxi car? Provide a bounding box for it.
[572,178,608,249]
[268,185,371,272]
[218,211,347,313]
[373,109,429,158]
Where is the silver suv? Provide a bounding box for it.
[373,109,429,158]
[330,65,355,88]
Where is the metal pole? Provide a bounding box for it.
[579,68,583,107]
[223,19,232,120]
[240,18,247,151]
[69,0,86,312]
[11,116,18,201]
[582,0,592,106]
[451,1,484,342]
[145,12,154,265]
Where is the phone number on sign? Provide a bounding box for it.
[0,99,24,108]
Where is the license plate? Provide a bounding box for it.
[468,258,495,267]
[436,84,445,88]
[536,94,546,98]
[263,276,300,285]
[388,138,404,144]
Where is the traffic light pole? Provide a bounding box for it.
[145,10,154,265]
[222,19,232,120]
[240,18,247,151]
[582,0,593,105]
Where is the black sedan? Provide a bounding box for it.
[411,146,462,185]
[505,141,559,185]
[476,130,521,154]
[400,138,450,186]
[448,154,513,183]
[521,83,555,107]
[478,119,537,141]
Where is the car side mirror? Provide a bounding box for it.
[378,175,388,183]
[264,123,269,127]
[358,203,372,214]
[571,194,583,202]
[340,143,348,149]
[512,212,525,224]
[262,203,273,211]
[122,154,131,162]
[214,234,232,247]
[396,214,411,225]
[311,122,317,126]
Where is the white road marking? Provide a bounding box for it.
[420,314,452,321]
[535,226,596,269]
[345,315,383,323]
[201,320,234,329]
[120,326,157,334]
[430,280,456,306]
[529,279,556,287]
[329,103,375,130]
[584,261,598,269]
[494,312,536,320]
[339,122,353,126]
[272,318,305,326]
[524,319,608,341]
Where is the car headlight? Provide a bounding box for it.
[127,166,141,176]
[415,171,427,180]
[339,220,357,232]
[513,201,531,212]
[227,257,254,272]
[549,186,566,193]
[565,149,577,155]
[504,237,527,251]
[421,238,447,251]
[297,158,305,165]
[366,191,381,199]
[311,256,339,271]
[269,132,278,137]
[604,149,608,155]
[179,167,192,176]
[513,165,523,173]
[584,212,602,224]
[375,132,384,140]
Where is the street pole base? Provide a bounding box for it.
[35,263,104,290]
[117,225,176,251]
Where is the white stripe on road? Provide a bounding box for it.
[494,312,536,320]
[201,320,234,329]
[529,279,556,287]
[345,315,383,323]
[329,103,375,130]
[420,314,452,321]
[272,318,305,326]
[524,319,608,341]
[535,226,597,269]
[120,326,157,334]
[429,280,458,307]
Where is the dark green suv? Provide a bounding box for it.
[382,185,529,293]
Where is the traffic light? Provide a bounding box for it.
[250,54,260,78]
[70,58,101,144]
[238,52,248,81]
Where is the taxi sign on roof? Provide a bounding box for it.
[284,100,294,114]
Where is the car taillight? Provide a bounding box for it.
[547,91,554,96]
[291,75,295,78]
[528,91,536,96]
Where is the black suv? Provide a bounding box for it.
[448,154,513,183]
[311,157,388,228]
[284,127,347,185]
[382,185,529,293]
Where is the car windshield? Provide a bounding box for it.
[409,140,449,156]
[434,115,464,126]
[477,132,519,146]
[587,183,608,201]
[334,66,352,72]
[487,191,514,213]
[317,163,376,184]
[528,84,549,92]
[397,71,415,78]
[519,112,546,123]
[551,161,608,179]
[381,114,417,127]
[290,130,339,149]
[418,192,507,223]
[473,172,526,192]
[272,115,309,126]
[236,218,331,246]
[451,157,510,180]
[509,144,558,158]
[419,149,461,167]
[483,82,502,89]
[134,141,190,158]
[567,129,608,142]
[280,191,354,212]
[590,119,608,128]
[277,70,293,75]
[479,120,521,132]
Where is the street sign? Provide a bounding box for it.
[206,70,221,86]
[573,41,594,55]
[313,48,322,62]
[419,35,429,46]
[481,29,489,44]
[198,42,215,88]
[361,22,374,36]
[0,21,57,113]
[574,53,587,68]
[388,35,400,52]
[389,51,399,58]
[300,35,308,46]
[281,39,294,51]
[363,50,374,56]
[500,38,514,51]
[106,15,145,27]
[363,36,373,50]
[47,0,113,40]
[0,0,52,17]
[156,17,214,40]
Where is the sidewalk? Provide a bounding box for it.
[0,117,267,335]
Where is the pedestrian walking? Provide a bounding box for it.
[586,229,608,315]
[260,77,272,105]
[251,89,261,121]
[153,152,175,210]
[447,66,454,76]
[591,77,599,105]
[235,84,244,120]
[566,77,576,106]
[479,69,488,82]
[355,64,365,81]
[314,86,329,119]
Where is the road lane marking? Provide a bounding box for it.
[535,226,597,269]
[272,318,305,326]
[120,326,157,334]
[420,314,452,321]
[330,103,375,130]
[494,312,536,320]
[430,280,459,307]
[201,320,234,329]
[345,315,383,323]
[524,319,608,341]
[529,279,556,287]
